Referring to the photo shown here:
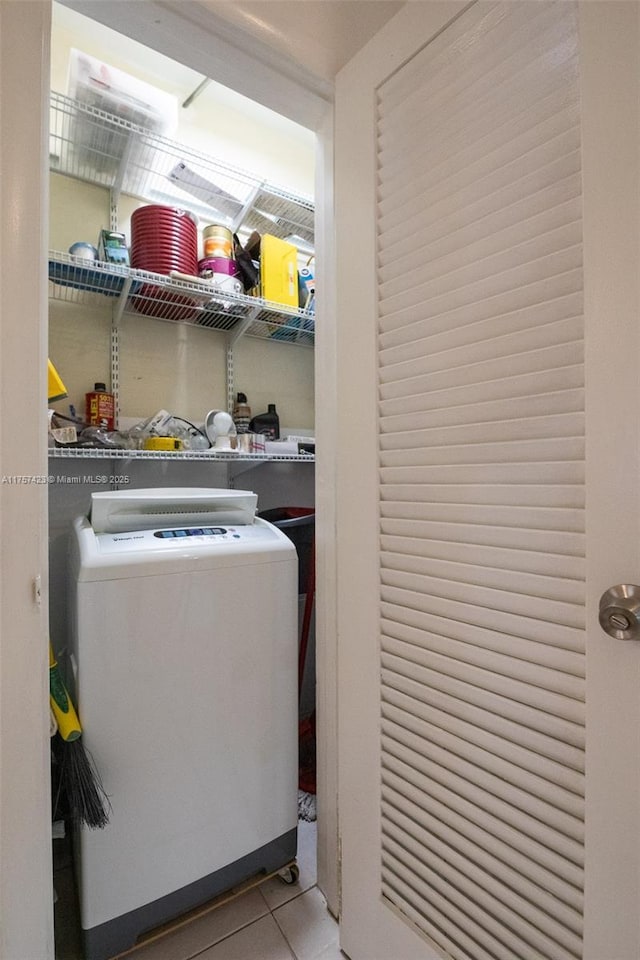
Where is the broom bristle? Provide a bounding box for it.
[60,739,111,830]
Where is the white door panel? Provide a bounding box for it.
[336,2,639,958]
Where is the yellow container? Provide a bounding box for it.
[260,234,298,307]
[47,359,68,403]
[143,437,183,451]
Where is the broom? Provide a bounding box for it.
[49,642,111,830]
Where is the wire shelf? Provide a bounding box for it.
[48,251,315,345]
[48,446,314,463]
[49,92,315,247]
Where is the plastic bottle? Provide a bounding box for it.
[249,403,280,440]
[233,392,252,434]
[85,382,115,431]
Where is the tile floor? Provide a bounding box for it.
[54,820,345,960]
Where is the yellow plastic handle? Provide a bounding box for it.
[49,643,82,742]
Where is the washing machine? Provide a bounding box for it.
[68,488,299,960]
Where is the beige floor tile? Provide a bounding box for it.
[130,888,270,960]
[273,887,340,960]
[312,943,349,960]
[261,820,317,910]
[198,914,295,960]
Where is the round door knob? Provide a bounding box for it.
[599,584,640,640]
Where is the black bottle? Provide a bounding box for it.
[249,403,280,440]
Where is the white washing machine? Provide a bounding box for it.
[68,488,298,960]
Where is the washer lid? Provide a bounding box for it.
[73,515,295,581]
[90,487,257,534]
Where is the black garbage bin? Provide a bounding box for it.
[258,506,316,795]
[258,507,315,596]
[257,506,316,692]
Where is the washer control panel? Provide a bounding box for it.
[93,520,281,554]
[153,527,232,539]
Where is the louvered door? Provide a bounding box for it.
[378,2,584,957]
[335,3,640,959]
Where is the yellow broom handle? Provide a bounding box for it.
[49,643,82,742]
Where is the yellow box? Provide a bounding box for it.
[143,437,183,451]
[260,235,298,307]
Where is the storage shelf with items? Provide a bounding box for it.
[48,445,313,463]
[49,92,315,254]
[48,89,315,459]
[48,251,314,346]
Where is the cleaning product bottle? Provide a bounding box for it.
[85,382,115,431]
[249,403,280,440]
[233,392,252,434]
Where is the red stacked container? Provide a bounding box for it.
[130,205,198,320]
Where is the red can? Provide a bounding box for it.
[85,382,115,430]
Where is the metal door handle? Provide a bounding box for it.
[599,584,640,640]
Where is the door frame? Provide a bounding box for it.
[0,2,54,957]
[580,3,640,956]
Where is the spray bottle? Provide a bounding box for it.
[233,392,252,434]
